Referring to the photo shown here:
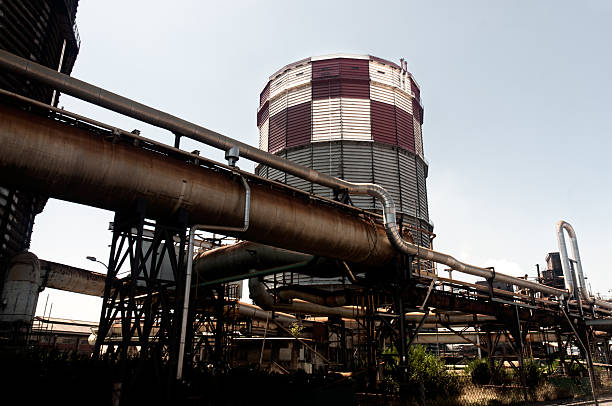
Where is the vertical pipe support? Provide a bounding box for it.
[176,174,250,381]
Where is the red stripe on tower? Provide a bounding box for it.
[286,102,311,148]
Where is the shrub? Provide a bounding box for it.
[523,358,545,388]
[384,345,460,399]
[466,358,491,385]
[465,358,514,386]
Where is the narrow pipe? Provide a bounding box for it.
[557,221,578,295]
[177,176,250,381]
[0,50,570,299]
[557,221,612,310]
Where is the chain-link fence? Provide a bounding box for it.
[356,367,612,405]
[445,371,612,406]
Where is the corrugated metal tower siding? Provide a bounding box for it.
[313,58,370,81]
[395,90,413,115]
[284,63,312,89]
[371,100,396,145]
[339,79,370,99]
[270,92,287,117]
[312,79,341,100]
[287,85,311,107]
[267,150,287,183]
[257,55,432,256]
[398,152,418,214]
[313,79,369,100]
[255,164,268,179]
[311,142,341,199]
[312,98,342,142]
[416,159,429,219]
[414,117,423,158]
[372,147,401,212]
[286,102,311,148]
[312,59,341,80]
[268,111,287,154]
[369,61,396,87]
[410,77,421,102]
[370,83,395,105]
[339,59,370,80]
[412,98,424,124]
[342,142,376,208]
[259,118,269,151]
[257,101,269,127]
[269,73,287,99]
[260,82,270,107]
[340,98,371,141]
[396,108,415,152]
[286,147,313,192]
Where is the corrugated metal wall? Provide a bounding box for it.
[262,141,429,230]
[414,117,423,158]
[259,118,269,152]
[340,98,371,141]
[371,100,396,145]
[369,60,396,87]
[286,102,311,148]
[312,98,342,142]
[268,110,286,154]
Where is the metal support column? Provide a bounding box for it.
[94,201,188,403]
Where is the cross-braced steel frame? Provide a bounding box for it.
[93,201,188,402]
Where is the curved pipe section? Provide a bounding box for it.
[557,220,612,310]
[557,221,579,296]
[248,276,358,319]
[359,185,569,298]
[0,50,571,299]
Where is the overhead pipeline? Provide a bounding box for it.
[0,50,571,298]
[0,105,395,266]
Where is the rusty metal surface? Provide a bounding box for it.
[39,259,106,297]
[0,105,396,266]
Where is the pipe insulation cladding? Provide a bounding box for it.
[0,105,395,266]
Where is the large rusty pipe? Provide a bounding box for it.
[0,105,394,265]
[0,51,571,299]
[39,260,106,297]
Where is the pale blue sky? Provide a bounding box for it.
[32,0,612,320]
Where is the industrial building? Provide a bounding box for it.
[0,0,80,343]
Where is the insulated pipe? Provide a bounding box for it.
[248,276,358,319]
[361,185,570,298]
[557,221,612,310]
[235,301,296,325]
[178,177,250,381]
[39,260,107,297]
[276,289,349,307]
[194,241,313,282]
[0,51,570,299]
[0,105,395,265]
[557,221,579,296]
